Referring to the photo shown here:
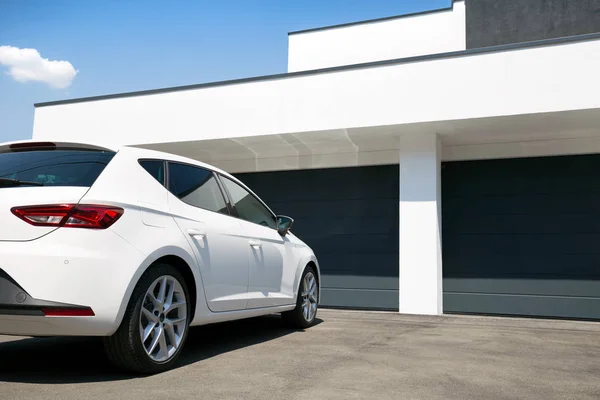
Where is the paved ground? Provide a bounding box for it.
[1,310,599,400]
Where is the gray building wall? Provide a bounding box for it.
[466,0,600,48]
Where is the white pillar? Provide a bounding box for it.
[399,133,443,315]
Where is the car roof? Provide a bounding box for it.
[0,139,244,188]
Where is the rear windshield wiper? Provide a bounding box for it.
[0,177,44,187]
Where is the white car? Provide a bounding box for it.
[0,140,320,373]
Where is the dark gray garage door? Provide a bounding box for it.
[443,154,600,320]
[236,165,399,310]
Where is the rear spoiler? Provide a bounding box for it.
[0,141,117,153]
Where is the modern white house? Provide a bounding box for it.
[31,0,600,319]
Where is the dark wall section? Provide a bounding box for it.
[236,165,399,310]
[442,154,600,320]
[466,0,600,48]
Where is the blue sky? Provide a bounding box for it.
[0,0,451,143]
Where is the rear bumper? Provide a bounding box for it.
[0,228,146,336]
[0,269,93,316]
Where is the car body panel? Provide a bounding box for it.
[240,219,297,309]
[0,226,145,336]
[168,193,250,312]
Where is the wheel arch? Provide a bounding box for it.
[294,254,322,305]
[152,254,198,320]
[113,246,205,334]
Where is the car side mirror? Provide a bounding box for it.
[277,215,294,236]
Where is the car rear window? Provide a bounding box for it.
[0,149,116,187]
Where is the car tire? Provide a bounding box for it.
[282,265,319,329]
[103,263,191,374]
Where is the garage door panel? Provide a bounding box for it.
[443,213,600,234]
[257,185,394,202]
[444,246,600,277]
[241,165,399,186]
[443,254,600,278]
[444,292,600,320]
[321,274,398,290]
[303,233,399,255]
[262,198,398,219]
[321,288,399,310]
[315,253,398,276]
[443,156,600,197]
[444,194,600,216]
[442,155,600,319]
[236,165,399,310]
[445,178,600,197]
[443,233,600,256]
[241,168,398,203]
[445,278,600,298]
[291,216,397,236]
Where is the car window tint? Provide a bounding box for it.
[0,149,115,187]
[168,163,229,215]
[221,176,276,229]
[139,160,164,185]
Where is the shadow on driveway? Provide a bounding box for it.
[0,314,322,384]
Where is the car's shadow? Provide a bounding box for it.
[0,314,323,384]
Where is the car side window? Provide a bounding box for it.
[220,175,276,229]
[139,160,165,185]
[168,162,229,215]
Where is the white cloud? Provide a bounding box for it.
[0,45,78,89]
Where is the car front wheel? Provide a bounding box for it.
[282,266,319,329]
[103,263,191,374]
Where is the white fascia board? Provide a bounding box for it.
[33,35,600,149]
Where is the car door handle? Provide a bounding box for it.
[187,228,206,239]
[249,240,262,249]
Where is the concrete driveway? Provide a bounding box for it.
[1,309,599,400]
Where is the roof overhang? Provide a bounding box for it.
[31,33,600,173]
[136,108,600,173]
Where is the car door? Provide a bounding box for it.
[219,174,296,309]
[167,162,249,312]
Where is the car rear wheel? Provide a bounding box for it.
[103,263,191,374]
[282,266,319,329]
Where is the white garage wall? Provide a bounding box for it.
[287,1,465,72]
[33,36,600,150]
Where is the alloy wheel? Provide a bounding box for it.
[301,271,318,322]
[139,275,188,363]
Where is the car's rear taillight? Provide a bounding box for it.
[11,204,124,229]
